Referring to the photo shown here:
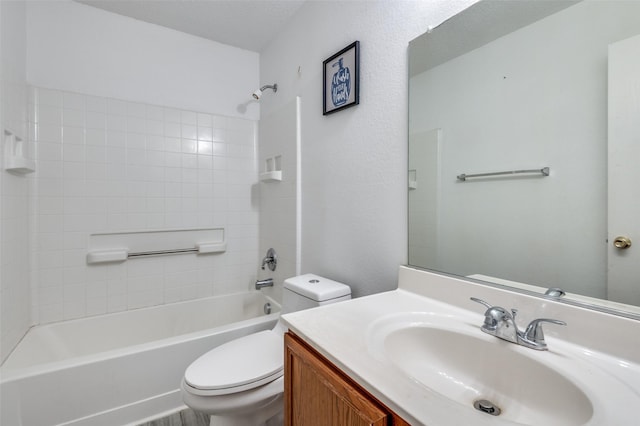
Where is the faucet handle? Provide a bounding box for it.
[261,248,277,271]
[511,308,518,321]
[470,298,512,332]
[523,318,567,344]
[470,297,492,309]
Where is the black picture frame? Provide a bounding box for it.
[323,41,360,115]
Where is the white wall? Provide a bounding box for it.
[257,98,300,303]
[0,0,30,363]
[26,0,260,120]
[409,1,640,297]
[259,0,476,297]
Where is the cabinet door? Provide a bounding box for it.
[284,332,388,426]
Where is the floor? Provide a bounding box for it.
[137,409,209,426]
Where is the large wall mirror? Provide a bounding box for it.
[408,0,640,317]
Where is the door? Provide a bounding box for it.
[607,34,640,304]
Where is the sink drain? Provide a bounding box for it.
[473,399,501,416]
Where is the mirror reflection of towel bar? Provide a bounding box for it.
[457,167,550,181]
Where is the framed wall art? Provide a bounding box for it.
[323,41,360,115]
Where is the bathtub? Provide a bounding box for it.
[0,291,280,426]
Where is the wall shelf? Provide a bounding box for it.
[260,155,283,182]
[260,170,283,182]
[4,129,35,174]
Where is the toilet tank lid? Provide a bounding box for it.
[283,274,351,301]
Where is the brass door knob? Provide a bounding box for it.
[613,236,632,249]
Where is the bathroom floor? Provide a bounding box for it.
[137,409,209,426]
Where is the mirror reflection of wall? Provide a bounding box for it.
[408,129,441,268]
[408,0,640,306]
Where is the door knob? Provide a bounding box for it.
[613,236,632,249]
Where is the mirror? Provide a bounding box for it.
[408,0,640,317]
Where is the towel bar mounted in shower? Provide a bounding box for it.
[86,242,227,264]
[86,228,226,264]
[457,167,550,181]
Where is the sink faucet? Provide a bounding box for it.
[471,297,566,351]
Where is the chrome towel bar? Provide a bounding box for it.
[457,167,550,181]
[86,242,226,264]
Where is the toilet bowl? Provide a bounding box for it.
[181,274,351,426]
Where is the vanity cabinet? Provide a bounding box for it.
[284,332,410,426]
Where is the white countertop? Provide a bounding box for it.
[281,266,640,426]
[282,288,510,425]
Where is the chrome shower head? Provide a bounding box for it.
[252,83,278,100]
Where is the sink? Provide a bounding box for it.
[385,324,591,424]
[366,312,600,425]
[284,268,640,425]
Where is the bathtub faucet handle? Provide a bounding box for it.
[261,248,277,271]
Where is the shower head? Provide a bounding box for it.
[252,83,278,100]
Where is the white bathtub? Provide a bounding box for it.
[0,291,280,426]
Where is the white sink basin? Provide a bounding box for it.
[384,325,591,424]
[366,311,637,425]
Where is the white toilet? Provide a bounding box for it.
[181,274,351,426]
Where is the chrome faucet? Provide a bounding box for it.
[255,278,274,290]
[471,297,566,351]
[261,248,277,271]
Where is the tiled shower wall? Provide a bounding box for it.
[30,86,259,324]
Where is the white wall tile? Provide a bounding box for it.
[86,145,106,163]
[181,124,197,140]
[38,142,62,161]
[127,102,147,118]
[164,137,181,152]
[30,87,258,324]
[106,114,127,131]
[37,105,62,125]
[63,143,85,163]
[37,88,63,107]
[37,123,63,143]
[62,108,85,127]
[181,139,197,154]
[86,128,105,145]
[127,116,146,134]
[85,95,106,113]
[62,92,86,110]
[164,108,181,123]
[146,119,164,136]
[106,130,126,147]
[62,126,85,144]
[85,112,106,130]
[181,110,197,125]
[146,105,164,121]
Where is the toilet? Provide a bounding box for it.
[181,274,351,426]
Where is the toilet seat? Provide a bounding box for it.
[184,330,283,396]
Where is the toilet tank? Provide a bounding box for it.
[282,274,351,314]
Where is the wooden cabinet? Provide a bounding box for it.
[284,332,410,426]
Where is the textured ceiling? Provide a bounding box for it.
[75,0,307,52]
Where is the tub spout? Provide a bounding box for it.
[255,278,274,289]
